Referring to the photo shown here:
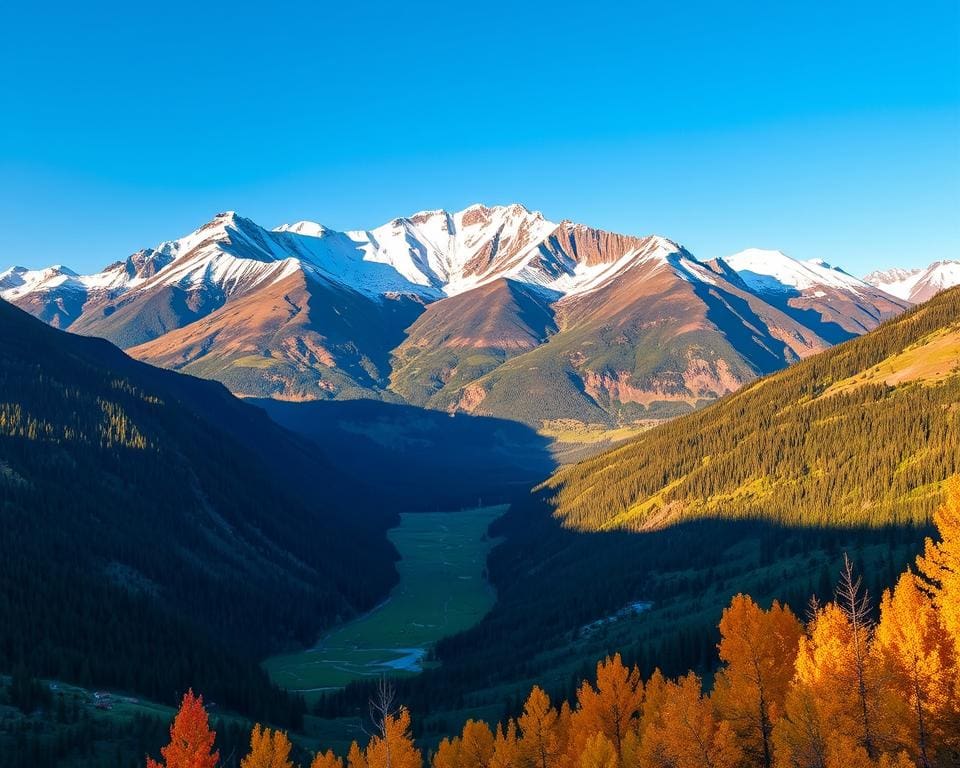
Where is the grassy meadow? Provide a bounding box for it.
[264,506,507,701]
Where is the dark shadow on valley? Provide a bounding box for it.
[251,397,557,513]
[319,488,931,737]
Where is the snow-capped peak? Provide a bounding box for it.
[274,220,330,238]
[724,248,870,294]
[864,260,959,302]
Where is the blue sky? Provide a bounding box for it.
[1,0,957,275]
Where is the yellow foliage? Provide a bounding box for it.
[364,708,422,768]
[311,750,345,768]
[713,594,802,768]
[573,653,643,760]
[241,724,294,768]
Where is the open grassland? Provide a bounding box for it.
[540,418,659,464]
[825,325,960,395]
[264,506,507,702]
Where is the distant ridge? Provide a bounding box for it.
[3,205,909,428]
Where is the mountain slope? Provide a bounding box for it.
[724,248,908,342]
[865,260,960,303]
[546,286,960,531]
[128,270,424,400]
[399,240,847,425]
[4,206,910,428]
[0,299,396,719]
[390,278,558,407]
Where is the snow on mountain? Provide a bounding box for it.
[723,248,872,295]
[274,203,560,297]
[4,207,919,339]
[864,261,960,303]
[0,265,88,300]
[862,267,923,300]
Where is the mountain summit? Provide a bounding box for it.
[3,206,910,427]
[865,260,960,303]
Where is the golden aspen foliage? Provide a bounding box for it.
[773,601,888,765]
[875,571,956,766]
[713,594,802,768]
[518,686,564,768]
[364,708,422,768]
[490,721,520,768]
[311,749,346,768]
[458,719,495,768]
[241,724,295,768]
[634,669,668,768]
[917,477,960,669]
[641,672,742,768]
[432,735,462,768]
[577,733,617,768]
[431,720,494,768]
[347,741,368,768]
[573,653,644,761]
[823,733,914,768]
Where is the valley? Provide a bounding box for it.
[265,506,507,700]
[4,2,959,764]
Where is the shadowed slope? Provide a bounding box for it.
[0,299,397,720]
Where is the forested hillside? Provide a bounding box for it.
[0,300,398,723]
[118,482,960,768]
[547,286,960,531]
[319,290,959,738]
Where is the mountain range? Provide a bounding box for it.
[0,204,927,428]
[864,260,960,303]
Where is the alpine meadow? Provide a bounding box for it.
[1,2,959,767]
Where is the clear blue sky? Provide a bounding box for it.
[1,0,958,275]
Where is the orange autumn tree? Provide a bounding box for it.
[773,595,887,764]
[433,719,495,768]
[489,720,520,768]
[571,653,643,763]
[917,478,960,704]
[241,724,294,768]
[640,672,742,768]
[712,594,802,768]
[146,689,219,768]
[311,750,345,768]
[517,686,564,768]
[577,733,617,768]
[360,707,422,768]
[875,571,954,767]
